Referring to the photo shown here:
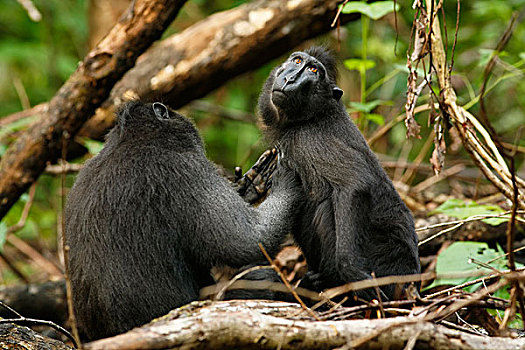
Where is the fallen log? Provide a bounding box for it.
[85,300,525,350]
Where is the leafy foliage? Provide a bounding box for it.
[430,198,508,226]
[341,1,399,20]
[426,241,523,328]
[426,242,506,291]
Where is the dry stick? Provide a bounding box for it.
[478,11,519,161]
[214,265,273,301]
[505,156,525,329]
[462,125,516,187]
[367,111,406,146]
[200,280,320,303]
[420,278,513,338]
[12,75,31,110]
[400,129,434,185]
[0,317,77,348]
[370,272,385,319]
[500,286,517,329]
[0,251,29,283]
[45,163,83,175]
[5,183,63,277]
[0,300,77,348]
[410,163,465,193]
[7,182,37,234]
[188,100,255,123]
[429,278,507,324]
[258,243,320,321]
[464,111,511,176]
[321,293,510,322]
[501,141,525,154]
[352,281,506,350]
[486,245,525,265]
[418,222,462,247]
[60,132,81,348]
[325,267,525,302]
[415,211,525,232]
[330,0,349,28]
[15,0,41,21]
[424,0,525,208]
[469,258,501,274]
[464,139,522,207]
[448,0,460,75]
[414,294,461,317]
[403,328,422,350]
[439,320,481,337]
[6,235,63,277]
[423,9,525,325]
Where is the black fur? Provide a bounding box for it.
[65,101,303,340]
[258,47,420,301]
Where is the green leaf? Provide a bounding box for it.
[429,198,507,226]
[365,113,385,125]
[0,222,7,253]
[425,241,524,292]
[341,1,400,20]
[348,100,384,113]
[81,138,105,156]
[425,242,498,291]
[344,58,376,71]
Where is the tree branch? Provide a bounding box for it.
[78,0,358,140]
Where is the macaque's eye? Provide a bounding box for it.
[308,66,318,73]
[294,57,302,64]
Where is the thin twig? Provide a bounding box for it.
[423,266,525,299]
[330,0,349,28]
[0,300,23,318]
[258,243,320,321]
[214,265,273,300]
[60,132,81,347]
[6,235,63,277]
[15,0,41,21]
[0,253,29,283]
[410,163,465,193]
[371,272,385,318]
[417,222,463,246]
[0,318,77,348]
[7,183,37,234]
[415,210,525,232]
[486,245,525,265]
[448,0,460,74]
[45,163,83,175]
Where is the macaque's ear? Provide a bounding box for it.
[332,87,343,101]
[153,102,169,120]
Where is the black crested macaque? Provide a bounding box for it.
[258,47,420,301]
[65,101,303,340]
